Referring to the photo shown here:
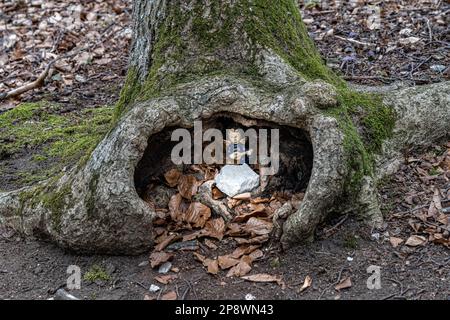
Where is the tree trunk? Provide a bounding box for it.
[1,0,449,254]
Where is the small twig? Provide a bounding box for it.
[410,57,432,74]
[382,292,397,300]
[134,281,148,290]
[187,275,202,300]
[425,18,433,42]
[156,286,165,300]
[181,282,191,300]
[382,278,408,300]
[0,61,54,101]
[318,266,346,300]
[396,204,429,216]
[343,75,399,83]
[0,22,120,102]
[324,214,348,237]
[308,10,335,15]
[334,35,376,47]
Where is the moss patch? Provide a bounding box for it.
[83,265,111,282]
[115,0,341,117]
[326,89,396,197]
[113,0,396,196]
[0,102,113,188]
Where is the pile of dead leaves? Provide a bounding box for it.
[0,0,131,107]
[384,141,450,249]
[300,0,449,85]
[147,165,303,281]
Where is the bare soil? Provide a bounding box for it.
[0,1,449,300]
[1,213,449,300]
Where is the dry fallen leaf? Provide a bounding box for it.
[405,235,427,247]
[168,193,183,221]
[155,274,178,285]
[204,239,218,250]
[234,234,270,245]
[299,275,312,293]
[241,273,286,289]
[185,202,211,228]
[178,175,200,200]
[154,233,178,251]
[218,255,240,270]
[182,231,203,242]
[226,223,245,237]
[247,203,266,213]
[335,277,352,291]
[248,249,264,261]
[164,168,182,187]
[233,192,251,200]
[203,218,225,240]
[230,245,260,259]
[250,197,271,204]
[193,252,219,274]
[161,291,177,300]
[437,214,448,225]
[233,210,267,223]
[193,252,206,263]
[212,187,224,200]
[243,217,273,236]
[226,260,252,277]
[204,258,219,275]
[149,251,173,268]
[389,237,404,248]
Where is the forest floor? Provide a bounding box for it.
[0,1,449,300]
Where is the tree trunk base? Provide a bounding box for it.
[0,74,449,254]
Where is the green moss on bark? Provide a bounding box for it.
[328,90,396,196]
[114,0,396,194]
[116,0,340,117]
[17,172,70,231]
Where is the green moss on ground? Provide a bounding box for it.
[83,265,111,282]
[0,102,113,187]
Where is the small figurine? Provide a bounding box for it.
[225,129,253,164]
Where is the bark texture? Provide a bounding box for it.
[0,0,449,254]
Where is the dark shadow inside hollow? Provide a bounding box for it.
[134,114,313,205]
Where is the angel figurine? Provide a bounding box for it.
[225,129,253,164]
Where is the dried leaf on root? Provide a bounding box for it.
[164,168,182,187]
[149,251,173,268]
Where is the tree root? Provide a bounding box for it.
[0,75,449,254]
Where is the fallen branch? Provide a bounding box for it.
[334,35,376,47]
[0,22,119,102]
[197,181,233,222]
[0,60,56,101]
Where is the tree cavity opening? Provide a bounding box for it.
[134,113,313,209]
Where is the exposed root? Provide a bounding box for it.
[0,77,449,254]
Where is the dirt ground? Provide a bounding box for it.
[0,1,449,300]
[1,212,449,300]
[1,143,449,300]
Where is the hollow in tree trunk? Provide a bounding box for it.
[0,0,449,254]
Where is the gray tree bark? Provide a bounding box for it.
[0,0,449,254]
